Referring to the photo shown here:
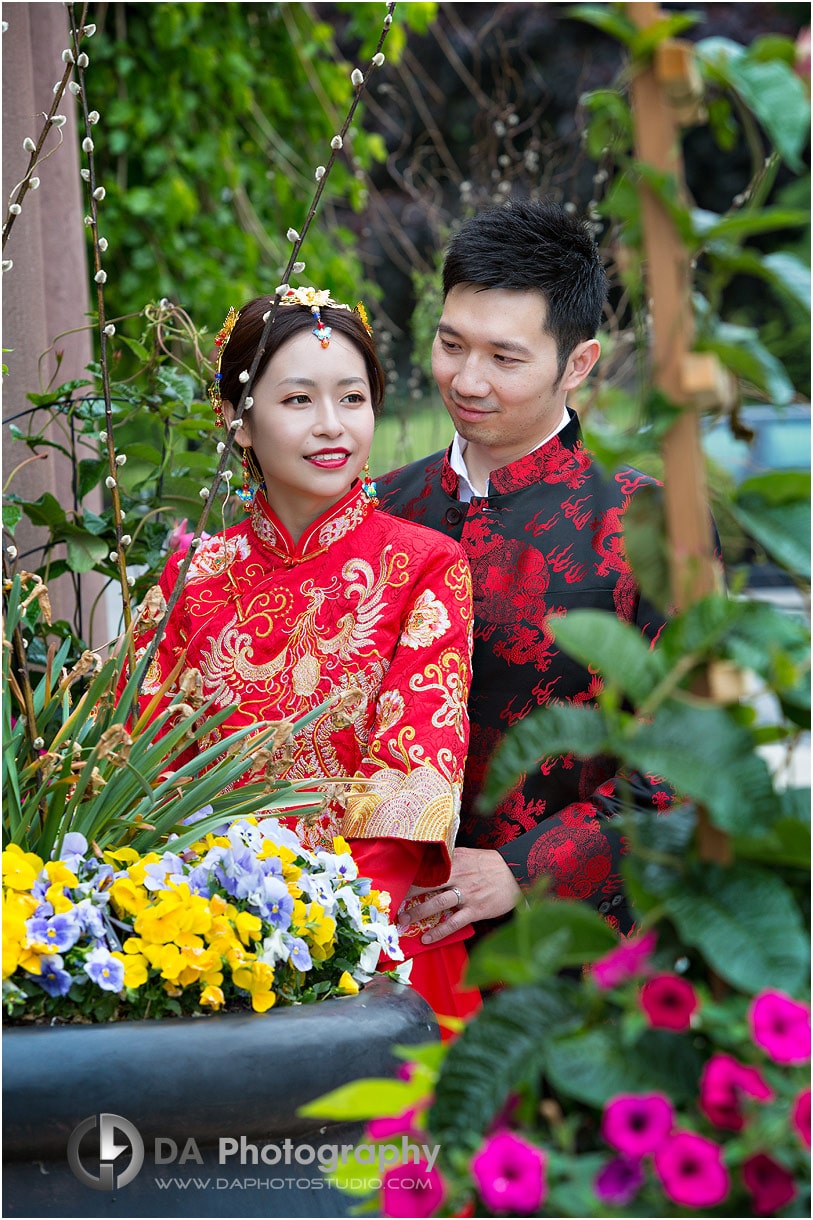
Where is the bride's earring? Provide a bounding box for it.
[361,463,379,506]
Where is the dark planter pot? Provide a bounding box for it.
[3,978,436,1219]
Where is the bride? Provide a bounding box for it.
[134,288,480,1028]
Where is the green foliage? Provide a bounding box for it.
[89,3,393,327]
[2,572,323,859]
[695,36,811,171]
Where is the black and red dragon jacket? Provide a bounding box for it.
[377,408,674,936]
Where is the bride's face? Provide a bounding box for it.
[233,327,375,535]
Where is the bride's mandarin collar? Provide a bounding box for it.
[248,482,374,566]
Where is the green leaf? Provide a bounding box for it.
[82,507,110,537]
[430,980,585,1143]
[731,496,810,579]
[733,812,810,870]
[700,328,795,405]
[563,5,637,46]
[664,864,810,993]
[696,36,811,170]
[622,484,673,616]
[482,704,611,808]
[692,206,810,244]
[759,253,812,313]
[466,899,618,988]
[545,1025,703,1107]
[297,1077,426,1120]
[76,458,108,501]
[21,493,68,529]
[623,802,697,909]
[625,699,777,835]
[63,529,109,574]
[548,611,666,705]
[2,503,22,532]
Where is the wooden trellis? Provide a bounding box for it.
[627,2,734,866]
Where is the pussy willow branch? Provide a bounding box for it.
[137,1,398,687]
[67,4,135,661]
[1,3,89,249]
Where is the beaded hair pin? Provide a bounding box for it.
[278,286,374,347]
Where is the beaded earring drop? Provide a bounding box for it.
[235,447,254,507]
[361,463,379,506]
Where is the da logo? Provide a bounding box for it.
[67,1113,144,1190]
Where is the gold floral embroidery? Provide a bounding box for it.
[342,764,459,858]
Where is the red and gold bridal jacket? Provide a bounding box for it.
[132,483,475,974]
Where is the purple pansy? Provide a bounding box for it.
[83,947,125,992]
[37,954,73,997]
[26,910,83,953]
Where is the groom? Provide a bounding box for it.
[377,199,673,945]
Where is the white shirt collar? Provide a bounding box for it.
[449,405,571,503]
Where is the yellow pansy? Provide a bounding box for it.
[113,950,149,989]
[200,984,225,1010]
[2,891,40,978]
[43,860,79,888]
[332,836,352,857]
[232,959,276,1012]
[45,882,74,915]
[366,889,392,915]
[109,876,150,916]
[233,910,262,946]
[336,971,360,996]
[2,845,44,891]
[103,846,140,868]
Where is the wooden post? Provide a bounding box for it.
[627,3,730,865]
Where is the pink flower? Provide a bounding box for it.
[791,1087,811,1148]
[594,1156,645,1206]
[639,974,698,1031]
[698,1052,774,1131]
[601,1093,674,1157]
[742,1153,797,1216]
[382,1160,445,1218]
[167,518,211,553]
[471,1130,546,1214]
[592,929,657,989]
[653,1131,729,1209]
[366,1108,420,1141]
[749,991,811,1065]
